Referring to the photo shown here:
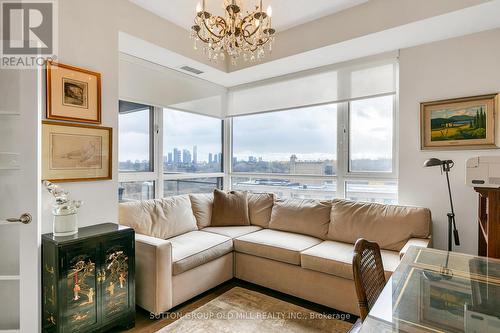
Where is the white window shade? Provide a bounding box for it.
[227,58,397,116]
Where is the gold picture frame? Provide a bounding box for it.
[42,121,112,182]
[46,61,102,124]
[420,94,499,150]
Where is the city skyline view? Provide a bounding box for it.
[119,96,393,174]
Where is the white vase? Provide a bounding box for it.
[53,213,78,237]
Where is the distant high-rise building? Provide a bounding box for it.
[232,157,237,165]
[209,153,213,164]
[182,149,192,164]
[173,148,181,164]
[218,153,222,164]
[193,145,198,164]
[248,156,257,163]
[213,153,218,164]
[167,152,173,164]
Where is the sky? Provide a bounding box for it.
[119,96,393,163]
[430,105,484,119]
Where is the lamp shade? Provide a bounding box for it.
[424,158,444,167]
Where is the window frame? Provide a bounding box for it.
[119,104,225,200]
[118,104,155,174]
[227,92,398,202]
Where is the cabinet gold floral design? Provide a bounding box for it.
[104,248,130,317]
[42,223,135,333]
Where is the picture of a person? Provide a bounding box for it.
[107,281,115,296]
[87,288,94,303]
[119,273,126,288]
[73,284,81,301]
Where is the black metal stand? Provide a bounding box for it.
[443,163,460,251]
[447,213,454,252]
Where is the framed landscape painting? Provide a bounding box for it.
[421,94,499,150]
[42,121,112,182]
[46,61,101,124]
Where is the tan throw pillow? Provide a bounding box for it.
[268,199,331,239]
[189,193,213,228]
[119,195,198,239]
[248,193,274,228]
[327,199,431,251]
[211,189,250,226]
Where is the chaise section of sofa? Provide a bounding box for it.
[119,192,432,316]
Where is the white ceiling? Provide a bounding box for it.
[130,0,369,32]
[120,0,500,87]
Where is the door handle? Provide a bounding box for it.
[6,213,32,224]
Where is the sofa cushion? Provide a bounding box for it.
[170,231,233,275]
[301,240,400,280]
[189,193,213,228]
[202,226,262,239]
[268,199,331,239]
[327,199,431,251]
[119,195,198,240]
[211,189,250,226]
[248,193,274,228]
[234,229,322,265]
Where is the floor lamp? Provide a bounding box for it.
[423,158,460,251]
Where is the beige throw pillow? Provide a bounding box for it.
[268,198,332,239]
[248,193,274,228]
[119,195,198,239]
[211,189,250,226]
[327,199,431,251]
[189,193,214,228]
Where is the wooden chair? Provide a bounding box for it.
[352,238,386,322]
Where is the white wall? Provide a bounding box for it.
[399,28,500,254]
[41,1,120,233]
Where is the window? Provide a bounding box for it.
[232,176,336,199]
[163,109,223,174]
[119,181,155,202]
[230,96,397,202]
[118,101,224,202]
[345,180,397,204]
[164,177,223,197]
[118,101,153,172]
[349,95,393,173]
[232,104,337,175]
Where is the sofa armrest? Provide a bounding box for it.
[135,233,173,315]
[399,238,431,259]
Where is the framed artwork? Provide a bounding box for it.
[46,61,101,124]
[420,94,499,150]
[42,121,112,182]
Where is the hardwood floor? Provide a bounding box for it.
[110,279,358,333]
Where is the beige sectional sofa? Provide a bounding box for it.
[119,193,431,316]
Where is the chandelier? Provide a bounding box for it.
[190,0,275,64]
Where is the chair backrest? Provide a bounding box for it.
[352,238,386,321]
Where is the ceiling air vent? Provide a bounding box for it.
[179,65,204,75]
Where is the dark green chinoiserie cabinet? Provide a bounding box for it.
[42,223,135,333]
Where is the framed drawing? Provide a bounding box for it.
[42,121,112,182]
[421,94,499,150]
[46,61,101,124]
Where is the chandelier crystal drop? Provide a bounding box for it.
[190,0,276,64]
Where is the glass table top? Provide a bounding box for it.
[360,247,500,333]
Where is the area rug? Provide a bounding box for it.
[157,287,353,333]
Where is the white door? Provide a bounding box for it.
[0,68,41,332]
